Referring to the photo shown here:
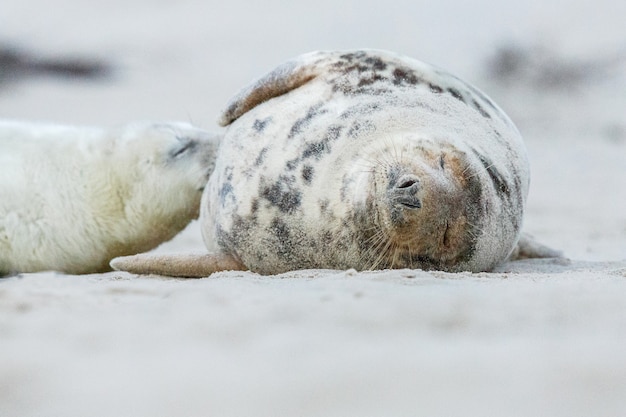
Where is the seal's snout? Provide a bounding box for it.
[389,174,421,209]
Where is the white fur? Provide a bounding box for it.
[0,120,218,275]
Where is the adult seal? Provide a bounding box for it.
[0,121,218,275]
[112,49,558,277]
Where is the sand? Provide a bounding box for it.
[1,0,625,415]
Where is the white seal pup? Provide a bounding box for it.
[112,49,559,277]
[0,121,218,275]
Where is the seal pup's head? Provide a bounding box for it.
[105,122,217,213]
[0,121,220,275]
[87,122,220,265]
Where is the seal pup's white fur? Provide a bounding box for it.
[112,50,560,277]
[0,121,218,275]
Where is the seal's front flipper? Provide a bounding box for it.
[110,252,246,277]
[219,51,358,126]
[508,233,564,261]
[218,54,321,126]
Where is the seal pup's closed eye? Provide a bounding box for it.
[0,121,219,276]
[112,49,560,277]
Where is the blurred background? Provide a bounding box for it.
[2,0,625,259]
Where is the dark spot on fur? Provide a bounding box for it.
[288,102,328,139]
[357,73,386,87]
[471,148,510,198]
[302,165,314,184]
[215,224,232,248]
[347,119,376,139]
[254,147,269,166]
[326,125,342,140]
[253,117,272,132]
[302,141,329,160]
[271,217,290,243]
[339,174,354,202]
[285,157,300,171]
[269,216,305,264]
[335,52,374,73]
[354,86,393,96]
[216,214,254,253]
[467,84,500,114]
[447,87,465,103]
[225,165,234,182]
[251,198,259,214]
[319,198,330,214]
[340,103,382,119]
[301,125,343,160]
[260,175,302,214]
[339,52,367,62]
[365,56,387,71]
[472,99,491,118]
[330,54,421,95]
[266,216,316,267]
[392,67,420,86]
[219,182,234,207]
[429,83,444,93]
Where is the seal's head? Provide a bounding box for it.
[202,49,533,274]
[349,135,521,272]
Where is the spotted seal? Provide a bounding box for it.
[112,49,559,277]
[0,121,218,275]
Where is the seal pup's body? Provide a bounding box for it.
[112,50,559,277]
[0,121,218,275]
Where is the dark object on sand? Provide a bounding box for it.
[0,44,112,86]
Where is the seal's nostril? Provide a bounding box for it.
[397,179,417,189]
[395,175,420,190]
[389,175,421,209]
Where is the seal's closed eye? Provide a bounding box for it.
[168,137,197,159]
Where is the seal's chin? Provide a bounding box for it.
[361,142,482,271]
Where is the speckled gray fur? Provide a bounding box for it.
[198,49,532,274]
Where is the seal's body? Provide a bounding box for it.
[0,121,218,275]
[112,50,558,277]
